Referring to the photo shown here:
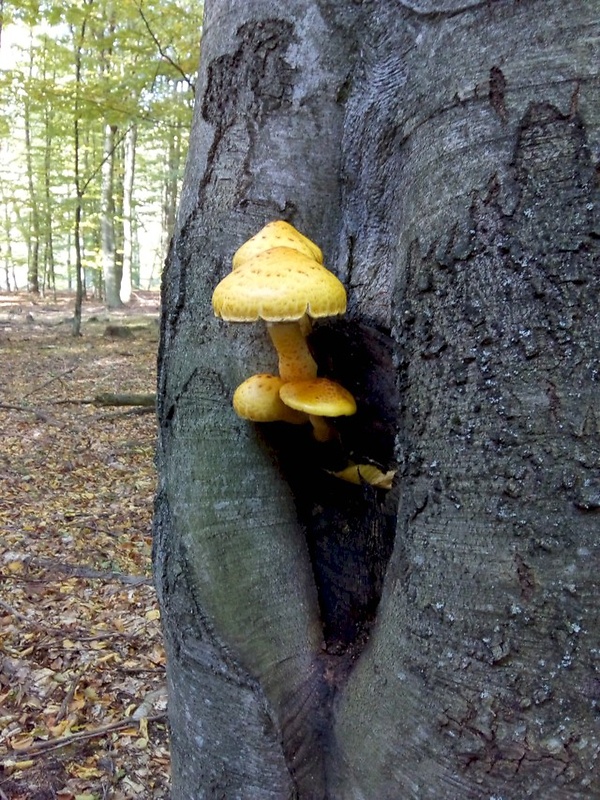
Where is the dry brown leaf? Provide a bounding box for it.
[0,295,168,798]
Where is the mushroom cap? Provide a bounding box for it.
[212,247,346,322]
[329,463,396,489]
[279,378,357,417]
[232,220,323,269]
[233,374,307,424]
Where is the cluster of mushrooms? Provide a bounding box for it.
[212,220,357,442]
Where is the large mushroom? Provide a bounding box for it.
[212,244,346,383]
[232,220,323,269]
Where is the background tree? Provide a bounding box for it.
[155,0,600,798]
[0,0,201,306]
[23,29,41,293]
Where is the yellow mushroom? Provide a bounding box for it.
[233,374,308,424]
[328,463,396,489]
[232,220,323,269]
[212,245,346,383]
[279,377,357,441]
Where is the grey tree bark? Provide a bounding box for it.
[120,123,137,304]
[101,123,123,309]
[154,1,600,798]
[24,33,40,295]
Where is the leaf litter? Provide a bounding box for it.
[0,293,169,800]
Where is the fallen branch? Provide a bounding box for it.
[96,406,156,420]
[21,557,152,585]
[0,598,31,624]
[2,713,167,759]
[0,598,70,636]
[0,597,151,641]
[54,392,156,409]
[0,402,51,422]
[94,392,156,407]
[22,365,78,401]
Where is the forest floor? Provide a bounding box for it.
[0,292,169,800]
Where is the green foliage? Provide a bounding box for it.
[0,0,203,293]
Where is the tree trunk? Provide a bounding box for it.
[2,199,15,291]
[42,93,56,297]
[155,2,600,798]
[120,123,137,303]
[101,122,123,309]
[71,8,90,338]
[24,34,40,295]
[161,90,183,259]
[72,192,84,337]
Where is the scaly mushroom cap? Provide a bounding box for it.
[233,374,307,424]
[232,220,323,269]
[279,378,357,418]
[212,247,346,322]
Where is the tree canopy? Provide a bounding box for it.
[0,0,203,298]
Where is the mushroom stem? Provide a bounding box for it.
[308,414,336,442]
[267,317,318,382]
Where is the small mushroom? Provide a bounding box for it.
[212,245,346,382]
[232,220,323,269]
[233,374,308,424]
[327,463,396,489]
[279,377,357,441]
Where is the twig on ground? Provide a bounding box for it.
[0,598,30,623]
[0,403,52,422]
[21,365,78,401]
[22,557,152,585]
[52,398,95,405]
[97,406,156,420]
[2,713,167,759]
[0,598,65,635]
[53,393,155,408]
[56,669,86,723]
[117,666,165,674]
[0,598,149,641]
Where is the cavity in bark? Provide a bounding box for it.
[260,320,399,655]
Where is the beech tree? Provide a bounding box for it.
[154,1,600,797]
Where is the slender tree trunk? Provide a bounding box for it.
[101,122,123,308]
[161,91,182,258]
[80,128,95,301]
[71,9,89,337]
[120,123,137,303]
[43,227,55,296]
[2,260,10,292]
[42,90,55,297]
[2,198,15,291]
[155,2,600,798]
[24,36,40,295]
[73,193,84,336]
[2,203,13,291]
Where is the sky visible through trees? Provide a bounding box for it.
[0,0,203,300]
